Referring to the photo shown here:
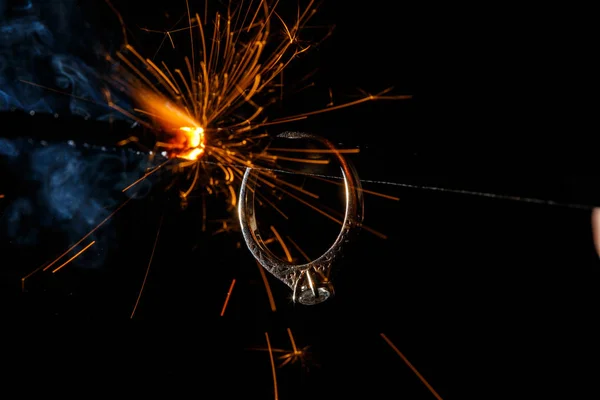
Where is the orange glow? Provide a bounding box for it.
[220,279,237,317]
[52,241,96,273]
[380,333,445,400]
[177,127,205,160]
[102,0,409,236]
[132,89,206,160]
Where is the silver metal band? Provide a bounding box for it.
[238,132,364,305]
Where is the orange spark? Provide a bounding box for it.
[285,236,311,262]
[275,327,312,368]
[266,147,361,154]
[116,136,139,146]
[21,264,47,292]
[265,332,279,400]
[130,214,164,319]
[256,260,277,312]
[269,226,293,262]
[130,89,206,160]
[52,241,96,273]
[380,333,445,400]
[286,328,298,353]
[40,198,132,273]
[220,278,237,317]
[122,159,170,192]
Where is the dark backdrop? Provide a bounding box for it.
[1,1,598,399]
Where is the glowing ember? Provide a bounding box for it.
[103,0,408,200]
[127,88,206,160]
[178,126,205,160]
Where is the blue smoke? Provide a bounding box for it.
[0,0,130,118]
[1,138,162,267]
[0,1,157,268]
[0,137,19,157]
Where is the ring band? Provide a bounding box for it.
[238,132,364,305]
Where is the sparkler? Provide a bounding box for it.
[4,0,407,297]
[0,2,428,397]
[103,0,407,206]
[94,0,409,305]
[3,3,597,398]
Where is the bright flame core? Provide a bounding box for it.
[131,89,206,160]
[178,126,205,160]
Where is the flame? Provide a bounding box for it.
[131,89,205,160]
[178,126,205,160]
[105,0,408,201]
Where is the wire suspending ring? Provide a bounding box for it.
[238,132,364,305]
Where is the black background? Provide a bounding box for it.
[1,1,599,399]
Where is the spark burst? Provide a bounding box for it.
[103,0,408,217]
[0,3,452,398]
[13,0,409,304]
[10,0,410,309]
